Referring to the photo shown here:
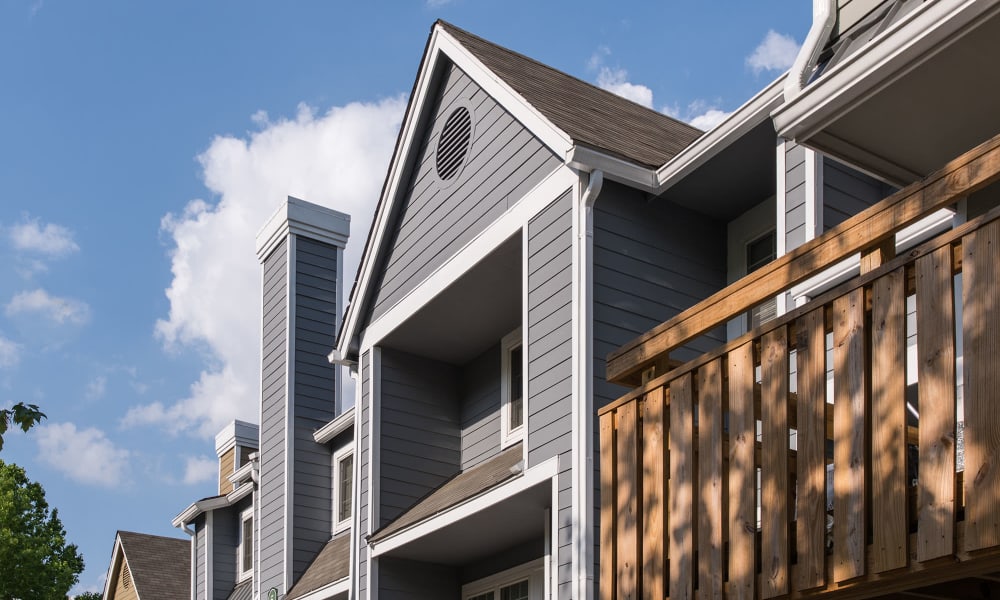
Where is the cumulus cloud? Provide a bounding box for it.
[5,289,90,325]
[746,30,800,74]
[8,217,79,257]
[590,46,654,109]
[130,98,405,438]
[85,376,107,400]
[663,100,731,132]
[35,422,130,487]
[688,109,731,130]
[182,455,218,485]
[0,335,20,368]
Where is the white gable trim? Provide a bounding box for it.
[336,25,575,362]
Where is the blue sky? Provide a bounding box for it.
[0,1,809,595]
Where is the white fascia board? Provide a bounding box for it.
[773,0,1000,141]
[368,456,558,558]
[101,537,124,599]
[313,406,356,444]
[171,496,231,528]
[229,461,255,486]
[291,577,351,600]
[566,146,656,191]
[215,420,260,456]
[361,166,576,348]
[256,197,350,261]
[654,73,787,194]
[227,481,254,504]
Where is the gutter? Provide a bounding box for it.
[784,0,837,100]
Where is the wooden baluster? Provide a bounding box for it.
[616,401,639,600]
[670,373,694,600]
[761,328,789,599]
[795,308,827,590]
[698,359,723,599]
[600,410,617,600]
[642,388,666,600]
[728,343,756,600]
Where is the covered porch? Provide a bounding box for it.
[599,133,1000,599]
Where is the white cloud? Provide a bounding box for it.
[130,98,405,438]
[0,335,20,368]
[746,30,800,74]
[182,455,218,485]
[35,422,130,487]
[8,217,79,257]
[85,376,107,400]
[5,289,90,325]
[662,99,732,131]
[689,109,731,130]
[589,47,654,109]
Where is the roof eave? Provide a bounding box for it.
[172,496,230,528]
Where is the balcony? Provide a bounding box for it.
[599,133,1000,599]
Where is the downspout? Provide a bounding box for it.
[784,0,837,99]
[176,521,196,600]
[574,169,603,600]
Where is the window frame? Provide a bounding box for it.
[333,444,354,533]
[237,507,253,582]
[500,327,525,449]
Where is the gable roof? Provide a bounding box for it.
[438,21,703,169]
[112,531,189,599]
[286,531,351,599]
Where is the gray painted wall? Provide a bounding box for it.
[258,238,288,592]
[359,351,370,600]
[379,348,461,527]
[195,517,206,600]
[370,61,559,322]
[378,557,459,600]
[525,189,574,596]
[460,343,502,470]
[291,237,339,580]
[822,156,893,231]
[212,506,239,600]
[785,142,809,250]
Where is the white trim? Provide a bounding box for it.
[172,496,230,527]
[369,456,558,557]
[347,367,361,600]
[313,406,356,444]
[256,234,265,600]
[371,347,382,537]
[804,148,823,242]
[335,244,345,413]
[543,506,552,600]
[284,233,297,592]
[256,196,349,261]
[462,558,545,600]
[500,327,525,449]
[360,167,576,349]
[101,537,124,599]
[521,224,530,467]
[292,576,351,600]
[227,480,254,504]
[238,506,254,582]
[364,349,375,600]
[776,139,788,259]
[333,444,355,534]
[229,460,255,487]
[191,529,198,600]
[566,146,656,191]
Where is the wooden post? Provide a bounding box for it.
[600,411,617,600]
[669,373,694,600]
[697,359,723,599]
[642,389,666,600]
[761,327,789,599]
[616,402,639,600]
[728,343,756,600]
[795,308,827,590]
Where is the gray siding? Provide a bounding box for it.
[195,517,206,600]
[291,237,339,579]
[358,351,370,600]
[259,239,288,592]
[822,157,892,231]
[785,141,808,251]
[379,348,461,527]
[212,506,239,600]
[593,182,727,595]
[378,557,459,600]
[460,343,502,470]
[526,190,574,594]
[370,62,559,321]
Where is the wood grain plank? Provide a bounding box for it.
[698,358,724,599]
[963,219,1000,552]
[600,410,617,600]
[834,288,867,582]
[915,246,956,561]
[728,343,756,600]
[795,308,827,590]
[871,268,908,571]
[761,327,789,599]
[616,401,639,600]
[669,373,694,600]
[642,388,666,600]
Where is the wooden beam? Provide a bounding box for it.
[607,131,1000,385]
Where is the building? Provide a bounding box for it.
[101,531,190,600]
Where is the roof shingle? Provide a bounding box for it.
[117,530,190,599]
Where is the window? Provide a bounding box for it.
[462,560,542,600]
[238,508,253,581]
[333,446,353,532]
[501,328,524,447]
[746,230,777,329]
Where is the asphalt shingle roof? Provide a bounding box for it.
[286,532,351,599]
[118,530,190,599]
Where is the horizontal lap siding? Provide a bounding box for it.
[461,343,502,470]
[359,352,370,600]
[292,238,339,579]
[527,190,574,594]
[379,348,461,527]
[823,157,894,230]
[371,62,559,321]
[593,182,726,597]
[259,239,288,591]
[196,518,206,599]
[786,142,808,250]
[213,506,239,600]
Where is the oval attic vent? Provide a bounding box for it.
[436,106,472,181]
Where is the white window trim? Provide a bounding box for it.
[462,558,544,600]
[237,507,253,582]
[333,444,354,534]
[500,327,525,449]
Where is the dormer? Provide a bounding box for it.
[214,420,258,496]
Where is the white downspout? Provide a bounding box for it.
[784,0,837,99]
[574,169,603,600]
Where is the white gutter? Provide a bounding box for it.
[171,496,230,529]
[313,406,356,444]
[784,0,837,100]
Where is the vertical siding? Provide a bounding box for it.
[526,189,574,594]
[213,506,239,600]
[378,557,459,600]
[291,237,339,578]
[370,62,559,321]
[460,343,502,470]
[785,142,809,251]
[379,348,461,527]
[259,238,287,592]
[592,181,727,596]
[358,351,370,600]
[822,157,893,230]
[195,517,207,600]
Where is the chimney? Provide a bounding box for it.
[254,197,350,596]
[214,420,259,495]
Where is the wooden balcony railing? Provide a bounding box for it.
[599,133,1000,600]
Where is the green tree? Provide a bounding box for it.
[0,402,46,451]
[0,460,84,599]
[74,592,103,600]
